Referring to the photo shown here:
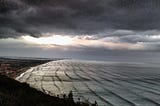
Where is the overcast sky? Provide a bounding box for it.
[1,0,160,62]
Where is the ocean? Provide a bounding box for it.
[16,60,160,106]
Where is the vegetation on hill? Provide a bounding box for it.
[0,75,93,106]
[0,57,98,106]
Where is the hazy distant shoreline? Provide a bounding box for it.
[0,57,63,78]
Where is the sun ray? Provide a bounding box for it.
[22,35,74,45]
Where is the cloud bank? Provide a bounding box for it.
[0,0,160,54]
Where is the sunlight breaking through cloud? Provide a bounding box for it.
[21,34,145,50]
[22,35,74,45]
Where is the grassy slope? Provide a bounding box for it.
[0,75,89,106]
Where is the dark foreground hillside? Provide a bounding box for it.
[0,75,90,106]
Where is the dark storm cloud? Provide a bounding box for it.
[1,0,160,38]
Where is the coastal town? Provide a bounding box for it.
[0,57,54,78]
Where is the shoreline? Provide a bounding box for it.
[0,57,96,106]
